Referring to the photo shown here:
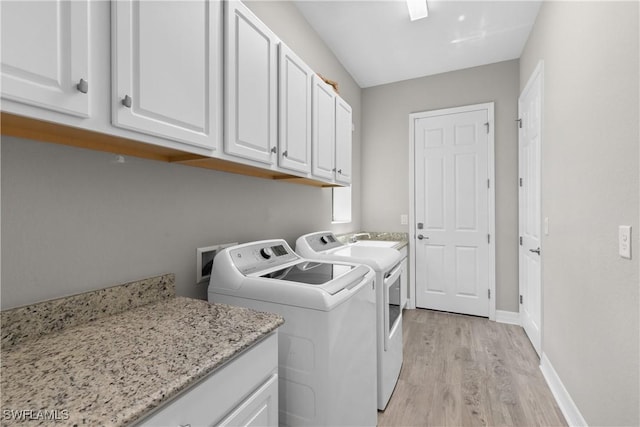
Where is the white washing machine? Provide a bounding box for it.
[296,231,404,410]
[208,239,377,427]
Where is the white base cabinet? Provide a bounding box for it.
[136,332,278,427]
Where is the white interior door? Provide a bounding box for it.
[412,104,495,318]
[519,63,543,356]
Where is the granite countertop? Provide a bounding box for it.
[1,276,283,426]
[337,231,409,250]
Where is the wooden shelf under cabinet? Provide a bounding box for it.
[0,112,339,188]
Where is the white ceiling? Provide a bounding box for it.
[294,0,542,88]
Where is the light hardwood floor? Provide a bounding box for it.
[377,309,567,427]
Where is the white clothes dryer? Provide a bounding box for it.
[208,239,377,426]
[295,231,404,410]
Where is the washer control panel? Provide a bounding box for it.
[230,240,299,275]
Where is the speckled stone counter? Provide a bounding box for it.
[0,275,283,426]
[337,231,409,250]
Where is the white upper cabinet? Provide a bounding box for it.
[225,1,278,165]
[1,0,90,118]
[334,96,353,185]
[278,43,312,174]
[112,0,222,150]
[311,75,336,181]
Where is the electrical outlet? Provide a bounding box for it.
[544,217,549,236]
[400,214,408,225]
[619,226,631,259]
[197,242,237,284]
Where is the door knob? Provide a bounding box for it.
[417,234,428,240]
[122,95,132,108]
[529,247,541,255]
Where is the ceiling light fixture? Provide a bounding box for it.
[406,0,428,21]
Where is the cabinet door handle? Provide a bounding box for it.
[122,95,132,108]
[270,146,277,154]
[76,78,88,94]
[337,169,342,174]
[282,150,288,157]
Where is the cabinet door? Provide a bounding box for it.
[1,0,89,117]
[335,96,353,185]
[218,374,278,427]
[225,1,278,164]
[278,43,312,174]
[311,75,336,181]
[112,0,221,150]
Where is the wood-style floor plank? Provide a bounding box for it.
[378,309,567,427]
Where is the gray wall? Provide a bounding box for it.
[520,1,639,425]
[0,1,362,309]
[361,60,520,312]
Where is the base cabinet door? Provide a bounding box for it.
[334,96,353,185]
[1,0,90,117]
[218,374,278,427]
[225,0,278,164]
[112,0,222,150]
[311,75,336,181]
[136,332,278,427]
[278,43,312,174]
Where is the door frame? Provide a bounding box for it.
[518,60,544,354]
[408,102,496,320]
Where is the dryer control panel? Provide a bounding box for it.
[305,232,344,252]
[230,240,299,275]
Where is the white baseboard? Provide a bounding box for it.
[495,310,520,325]
[540,353,588,427]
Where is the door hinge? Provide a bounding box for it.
[484,122,490,134]
[487,234,491,244]
[519,236,523,245]
[520,295,523,304]
[487,179,490,189]
[519,177,523,187]
[488,289,491,299]
[516,118,522,128]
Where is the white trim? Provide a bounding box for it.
[495,310,520,325]
[408,102,496,320]
[540,353,588,427]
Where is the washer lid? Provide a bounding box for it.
[257,261,370,295]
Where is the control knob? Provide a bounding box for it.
[260,247,273,259]
[320,236,330,244]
